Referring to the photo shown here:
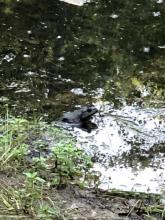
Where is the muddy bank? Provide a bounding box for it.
[0,172,163,220]
[53,186,162,220]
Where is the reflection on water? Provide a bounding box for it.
[94,165,164,194]
[69,104,165,193]
[0,0,165,193]
[60,0,88,6]
[0,0,165,117]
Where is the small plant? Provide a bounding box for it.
[24,171,46,190]
[37,202,63,220]
[32,156,48,171]
[50,144,93,187]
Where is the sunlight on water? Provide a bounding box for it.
[71,104,165,193]
[60,0,89,6]
[93,164,165,193]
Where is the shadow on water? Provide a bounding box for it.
[0,0,165,193]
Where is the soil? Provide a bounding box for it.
[52,185,160,220]
[0,173,162,220]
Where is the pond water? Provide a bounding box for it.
[69,104,165,193]
[0,0,165,193]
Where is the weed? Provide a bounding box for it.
[32,156,48,170]
[0,115,29,171]
[0,114,94,219]
[37,202,63,220]
[50,143,93,187]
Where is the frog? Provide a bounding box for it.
[61,105,98,131]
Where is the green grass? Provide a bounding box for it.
[0,113,93,219]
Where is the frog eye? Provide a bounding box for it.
[62,118,69,122]
[87,108,92,112]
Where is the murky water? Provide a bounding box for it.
[0,0,165,193]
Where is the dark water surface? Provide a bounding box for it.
[0,0,165,193]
